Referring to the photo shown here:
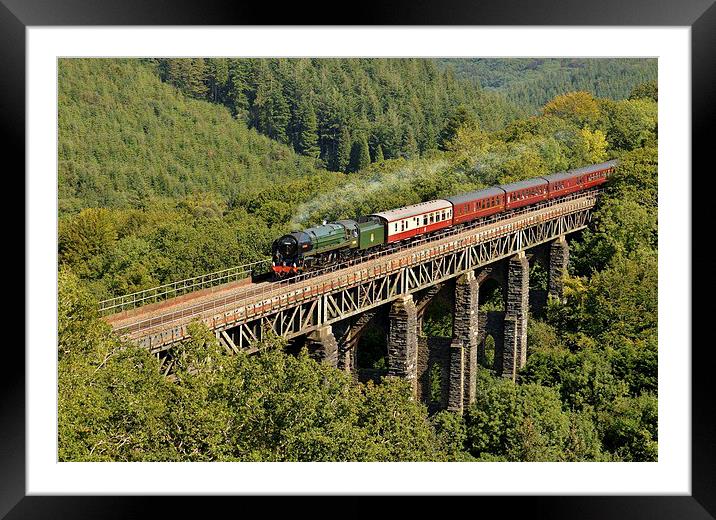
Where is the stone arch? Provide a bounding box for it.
[478,277,505,311]
[353,310,389,383]
[332,308,384,380]
[414,282,453,411]
[417,282,454,337]
[477,310,505,373]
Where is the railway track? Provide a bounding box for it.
[106,189,599,347]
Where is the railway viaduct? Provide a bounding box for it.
[104,190,597,412]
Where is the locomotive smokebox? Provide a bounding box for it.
[276,234,298,257]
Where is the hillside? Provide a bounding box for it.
[436,58,657,113]
[58,59,338,214]
[151,58,523,169]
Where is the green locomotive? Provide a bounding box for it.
[271,219,384,276]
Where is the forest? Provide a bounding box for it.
[435,58,658,113]
[58,58,658,462]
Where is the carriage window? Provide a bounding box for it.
[423,216,428,225]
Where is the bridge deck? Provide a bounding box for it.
[106,277,266,330]
[107,191,598,350]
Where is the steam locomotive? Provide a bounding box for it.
[271,160,617,278]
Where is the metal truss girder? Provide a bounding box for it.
[132,197,596,353]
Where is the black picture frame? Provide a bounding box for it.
[6,0,712,516]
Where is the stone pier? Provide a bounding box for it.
[448,271,479,412]
[306,325,338,367]
[501,252,529,381]
[387,295,418,396]
[548,235,569,302]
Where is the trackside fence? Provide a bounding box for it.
[98,259,271,315]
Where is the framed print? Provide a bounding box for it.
[7,0,714,516]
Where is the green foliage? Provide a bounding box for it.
[294,97,320,158]
[373,143,384,162]
[571,146,658,274]
[598,393,658,461]
[600,98,658,151]
[428,363,443,404]
[348,135,371,173]
[59,291,450,461]
[422,300,453,338]
[629,80,658,102]
[437,58,657,114]
[438,105,479,150]
[546,255,657,346]
[543,91,601,128]
[58,269,173,461]
[159,58,209,99]
[465,370,585,461]
[59,203,279,300]
[431,411,474,460]
[518,140,658,461]
[59,208,118,278]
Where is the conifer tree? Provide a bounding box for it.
[401,127,419,159]
[438,105,478,150]
[373,143,384,162]
[333,126,351,172]
[253,68,291,144]
[348,136,371,172]
[206,58,229,103]
[228,60,252,121]
[162,58,209,100]
[294,99,320,158]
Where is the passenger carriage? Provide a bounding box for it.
[366,199,453,243]
[574,160,618,189]
[501,178,550,210]
[541,160,618,198]
[445,186,506,225]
